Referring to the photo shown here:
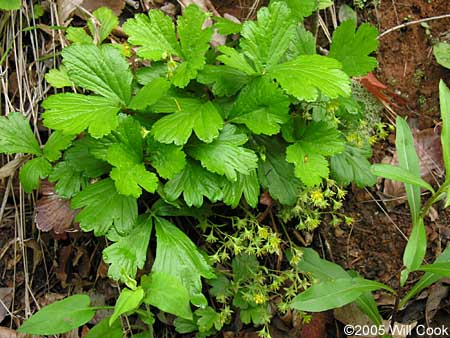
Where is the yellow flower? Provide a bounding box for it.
[258,226,270,239]
[310,189,324,205]
[254,293,266,304]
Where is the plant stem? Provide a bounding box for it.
[419,180,450,219]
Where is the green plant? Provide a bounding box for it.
[0,1,383,336]
[290,81,450,337]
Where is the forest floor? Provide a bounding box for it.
[0,0,449,337]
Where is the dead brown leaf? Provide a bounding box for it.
[35,181,78,235]
[0,157,28,179]
[58,0,125,23]
[0,327,25,338]
[425,282,449,323]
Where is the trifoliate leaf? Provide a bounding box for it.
[434,42,450,69]
[103,215,153,283]
[240,2,296,71]
[197,65,250,97]
[42,93,121,138]
[146,137,186,179]
[151,100,223,145]
[229,77,290,135]
[128,78,171,110]
[269,55,351,101]
[107,116,158,197]
[286,143,329,186]
[256,136,301,205]
[164,160,224,207]
[43,131,76,161]
[153,217,215,306]
[71,179,138,235]
[123,11,180,61]
[110,287,144,325]
[273,0,321,20]
[142,272,192,320]
[109,149,158,197]
[214,16,242,35]
[66,27,93,44]
[45,66,73,88]
[173,4,212,87]
[0,112,41,155]
[223,170,259,208]
[196,307,221,332]
[216,46,258,75]
[285,25,316,60]
[62,44,132,104]
[329,20,379,77]
[19,157,52,192]
[136,63,168,85]
[188,124,258,181]
[330,143,376,187]
[49,161,88,199]
[88,7,118,44]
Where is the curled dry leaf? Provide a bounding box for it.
[0,156,28,179]
[35,181,78,235]
[383,127,444,201]
[57,0,125,23]
[425,282,449,323]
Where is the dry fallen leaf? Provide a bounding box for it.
[425,282,449,323]
[0,288,13,323]
[35,181,78,235]
[57,0,125,23]
[0,157,28,179]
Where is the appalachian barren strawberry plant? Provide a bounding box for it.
[0,0,385,336]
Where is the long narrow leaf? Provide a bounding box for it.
[291,277,393,312]
[440,80,450,174]
[403,218,427,273]
[416,262,450,277]
[371,164,434,193]
[395,117,421,223]
[400,245,450,307]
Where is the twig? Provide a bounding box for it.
[378,14,450,38]
[125,0,139,9]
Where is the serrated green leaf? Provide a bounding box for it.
[136,63,168,85]
[188,124,258,181]
[49,162,88,199]
[151,100,223,145]
[269,55,351,101]
[230,77,290,135]
[216,46,258,75]
[19,157,52,192]
[84,317,122,338]
[223,170,259,208]
[0,0,21,10]
[71,179,137,235]
[62,44,132,104]
[110,287,144,325]
[272,0,318,20]
[232,254,260,281]
[42,93,121,138]
[291,277,391,312]
[286,143,329,186]
[63,139,110,178]
[17,295,95,335]
[434,42,450,69]
[257,136,301,205]
[88,7,118,44]
[329,20,379,76]
[43,131,75,161]
[173,4,212,87]
[103,215,153,283]
[284,25,316,60]
[195,307,221,332]
[128,78,171,110]
[146,137,186,179]
[197,65,250,97]
[45,66,73,88]
[142,272,192,320]
[66,27,93,44]
[164,160,224,207]
[240,2,296,71]
[123,11,180,61]
[0,112,41,155]
[214,16,242,35]
[153,217,215,306]
[330,143,376,187]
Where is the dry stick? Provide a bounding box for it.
[378,13,450,39]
